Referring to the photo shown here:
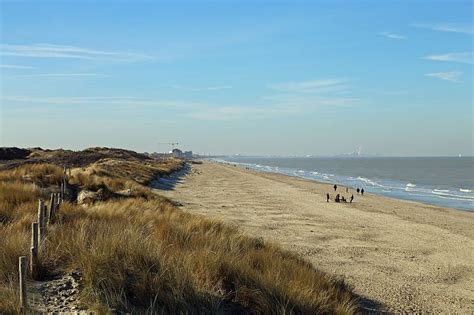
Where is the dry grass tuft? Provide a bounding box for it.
[0,153,360,314]
[0,182,42,223]
[0,163,64,186]
[0,283,19,314]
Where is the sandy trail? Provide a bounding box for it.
[155,161,474,313]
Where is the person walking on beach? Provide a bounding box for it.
[350,194,354,203]
[346,187,348,193]
[333,184,337,191]
[326,193,330,202]
[356,188,360,194]
[361,188,364,196]
[335,194,340,202]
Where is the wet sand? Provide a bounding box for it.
[155,161,474,313]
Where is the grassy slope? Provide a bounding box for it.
[0,148,360,314]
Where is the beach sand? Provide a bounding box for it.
[155,161,474,313]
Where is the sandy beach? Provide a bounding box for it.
[156,161,474,313]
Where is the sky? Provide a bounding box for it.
[0,0,472,156]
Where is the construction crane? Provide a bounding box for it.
[157,142,179,152]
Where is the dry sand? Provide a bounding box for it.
[155,161,474,313]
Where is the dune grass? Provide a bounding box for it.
[0,151,360,314]
[0,163,64,186]
[68,158,183,201]
[87,158,183,185]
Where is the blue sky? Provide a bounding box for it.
[0,0,472,156]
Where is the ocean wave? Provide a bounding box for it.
[460,188,472,193]
[431,190,474,200]
[437,195,474,202]
[357,176,383,187]
[406,183,416,188]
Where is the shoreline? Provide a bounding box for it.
[211,158,473,212]
[207,161,474,238]
[222,160,471,213]
[156,161,474,313]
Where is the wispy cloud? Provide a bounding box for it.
[0,64,34,69]
[189,106,290,120]
[167,84,232,91]
[0,96,188,109]
[423,52,472,64]
[267,79,347,93]
[9,73,106,78]
[190,94,356,120]
[263,94,355,107]
[0,44,152,62]
[381,32,406,40]
[414,23,474,35]
[425,71,463,82]
[3,91,357,121]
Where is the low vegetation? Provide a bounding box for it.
[0,147,360,314]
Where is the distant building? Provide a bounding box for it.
[171,148,183,158]
[184,151,193,158]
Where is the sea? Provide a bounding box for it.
[215,156,474,211]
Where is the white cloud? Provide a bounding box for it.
[0,44,152,62]
[263,94,355,107]
[425,71,463,82]
[10,73,105,78]
[167,84,232,91]
[0,64,34,69]
[423,52,473,64]
[189,105,294,120]
[189,95,356,120]
[381,32,406,40]
[414,23,473,35]
[267,79,347,93]
[3,92,357,121]
[0,96,188,109]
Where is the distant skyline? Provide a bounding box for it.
[1,0,472,156]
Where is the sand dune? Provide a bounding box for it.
[156,161,474,313]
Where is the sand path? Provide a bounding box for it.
[156,161,474,313]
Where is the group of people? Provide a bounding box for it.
[326,184,364,203]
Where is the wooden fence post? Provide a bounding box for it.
[54,192,59,205]
[30,223,39,279]
[19,256,28,312]
[37,200,46,242]
[48,193,56,225]
[43,202,47,227]
[60,181,64,200]
[60,177,67,201]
